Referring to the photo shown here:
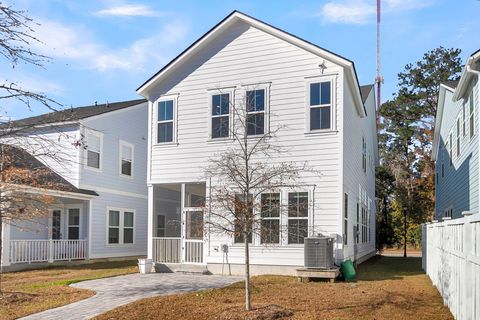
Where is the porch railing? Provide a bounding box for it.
[185,241,203,263]
[152,237,181,263]
[9,239,88,264]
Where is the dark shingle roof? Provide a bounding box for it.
[1,144,98,196]
[360,84,374,104]
[441,80,460,90]
[8,99,146,128]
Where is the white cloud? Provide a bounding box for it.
[319,0,435,25]
[94,4,160,17]
[30,18,188,72]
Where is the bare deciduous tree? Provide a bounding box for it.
[204,87,311,311]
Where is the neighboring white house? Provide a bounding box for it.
[138,11,378,275]
[1,99,149,269]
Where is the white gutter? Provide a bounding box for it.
[467,65,480,76]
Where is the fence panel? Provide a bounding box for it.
[423,213,480,320]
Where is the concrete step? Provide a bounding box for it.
[154,262,210,274]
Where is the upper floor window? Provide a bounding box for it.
[470,92,475,139]
[157,99,174,143]
[246,89,266,136]
[456,118,461,157]
[308,80,332,131]
[462,103,466,137]
[362,137,367,173]
[119,141,134,177]
[211,93,230,139]
[86,131,102,169]
[449,134,452,166]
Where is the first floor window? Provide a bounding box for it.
[362,137,367,173]
[456,118,461,157]
[309,81,332,130]
[356,202,360,244]
[260,193,280,244]
[86,132,101,169]
[108,209,135,244]
[344,193,348,245]
[234,194,253,244]
[288,192,308,244]
[68,208,80,240]
[157,99,174,143]
[156,214,165,237]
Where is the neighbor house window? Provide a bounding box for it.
[119,141,134,177]
[362,137,367,173]
[309,81,332,131]
[211,93,230,139]
[68,208,80,240]
[260,193,280,244]
[157,99,174,143]
[441,163,444,178]
[463,103,466,137]
[449,134,452,166]
[456,118,461,157]
[108,208,135,244]
[344,193,348,245]
[288,192,308,244]
[470,93,475,139]
[356,202,359,244]
[234,194,253,244]
[86,131,102,169]
[246,89,266,136]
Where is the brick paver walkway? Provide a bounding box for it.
[21,273,242,320]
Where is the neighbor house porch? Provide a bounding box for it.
[2,191,96,267]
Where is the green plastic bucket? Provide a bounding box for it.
[341,259,356,281]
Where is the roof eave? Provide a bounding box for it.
[432,85,450,161]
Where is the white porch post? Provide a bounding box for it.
[87,200,92,261]
[147,185,154,260]
[1,222,11,267]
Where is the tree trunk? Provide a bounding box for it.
[244,230,251,311]
[403,209,407,258]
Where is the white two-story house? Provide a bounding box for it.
[1,99,148,269]
[433,49,480,219]
[138,11,378,275]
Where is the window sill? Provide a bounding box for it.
[84,166,102,173]
[304,129,338,136]
[119,174,134,180]
[207,137,234,144]
[105,243,136,247]
[152,142,179,148]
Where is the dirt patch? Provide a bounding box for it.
[95,256,452,320]
[0,292,36,304]
[216,304,293,320]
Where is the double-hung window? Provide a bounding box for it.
[157,99,174,143]
[470,93,475,139]
[211,93,230,139]
[108,208,135,244]
[246,89,266,136]
[309,80,332,131]
[156,214,165,237]
[86,131,102,169]
[234,194,253,244]
[463,103,467,137]
[344,193,348,245]
[260,193,280,244]
[119,141,133,177]
[287,192,308,244]
[456,118,461,157]
[362,137,367,173]
[68,208,80,240]
[449,134,453,166]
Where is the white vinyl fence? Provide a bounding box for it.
[9,239,88,264]
[422,213,480,320]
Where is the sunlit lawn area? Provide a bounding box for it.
[95,256,452,320]
[0,260,138,320]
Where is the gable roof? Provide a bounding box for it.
[432,84,454,161]
[453,49,480,101]
[440,79,459,90]
[1,144,98,197]
[137,10,367,117]
[7,99,146,129]
[360,84,374,104]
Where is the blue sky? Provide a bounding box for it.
[2,0,480,120]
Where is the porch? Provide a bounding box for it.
[2,194,94,267]
[149,183,206,266]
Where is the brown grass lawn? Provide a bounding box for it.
[0,260,138,320]
[96,256,452,320]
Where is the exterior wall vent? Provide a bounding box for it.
[304,237,334,269]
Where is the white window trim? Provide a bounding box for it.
[259,191,281,245]
[65,205,82,240]
[153,94,179,146]
[84,129,103,172]
[470,92,476,140]
[106,207,136,246]
[243,83,271,138]
[207,88,235,141]
[285,189,311,246]
[304,74,337,134]
[119,140,134,178]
